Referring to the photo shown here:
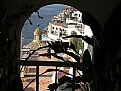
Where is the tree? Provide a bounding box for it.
[71,31,84,54]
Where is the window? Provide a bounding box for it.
[74,13,77,16]
[51,31,54,34]
[79,14,80,17]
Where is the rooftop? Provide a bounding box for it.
[51,22,65,26]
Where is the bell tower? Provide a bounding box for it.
[33,27,42,42]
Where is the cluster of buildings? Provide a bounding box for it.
[21,6,93,54]
[21,6,93,89]
[46,6,93,54]
[46,6,93,83]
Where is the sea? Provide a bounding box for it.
[22,4,67,46]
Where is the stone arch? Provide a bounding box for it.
[19,3,102,75]
[19,2,103,63]
[0,0,121,91]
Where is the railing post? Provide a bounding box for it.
[55,66,57,84]
[36,66,39,91]
[72,67,76,91]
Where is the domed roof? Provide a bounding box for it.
[34,28,42,35]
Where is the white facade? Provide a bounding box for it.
[47,21,93,53]
[66,18,78,24]
[46,6,93,84]
[47,22,65,41]
[47,20,93,54]
[72,10,82,22]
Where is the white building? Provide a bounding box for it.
[72,10,82,22]
[46,6,93,83]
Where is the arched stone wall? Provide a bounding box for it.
[0,0,121,91]
[15,0,121,57]
[15,0,121,56]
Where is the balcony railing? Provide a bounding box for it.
[19,60,81,91]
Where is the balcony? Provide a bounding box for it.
[19,60,82,91]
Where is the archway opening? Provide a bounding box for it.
[20,4,94,91]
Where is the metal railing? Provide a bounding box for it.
[19,60,81,91]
